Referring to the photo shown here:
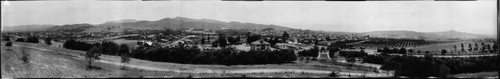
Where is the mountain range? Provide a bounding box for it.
[2,17,292,32]
[1,17,494,40]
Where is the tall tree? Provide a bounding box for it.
[86,47,102,69]
[282,31,289,43]
[441,49,447,55]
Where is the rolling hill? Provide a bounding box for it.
[2,24,56,32]
[2,17,292,33]
[87,17,292,32]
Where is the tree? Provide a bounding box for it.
[3,36,10,41]
[468,44,472,51]
[408,49,414,53]
[441,49,447,55]
[119,44,131,70]
[453,45,457,51]
[44,37,52,45]
[15,38,25,42]
[20,46,30,63]
[5,42,13,47]
[120,50,131,70]
[329,71,340,77]
[26,36,39,43]
[461,43,464,51]
[200,37,205,44]
[399,48,407,54]
[86,47,102,69]
[282,31,289,43]
[474,43,479,51]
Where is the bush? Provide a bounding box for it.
[3,36,10,41]
[45,38,52,45]
[5,42,13,47]
[15,38,25,42]
[20,46,30,63]
[26,36,39,43]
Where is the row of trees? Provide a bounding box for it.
[363,55,498,77]
[377,47,409,54]
[338,50,368,58]
[131,44,297,65]
[454,43,497,52]
[63,39,95,51]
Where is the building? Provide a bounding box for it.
[250,39,271,50]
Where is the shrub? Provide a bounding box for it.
[26,36,39,43]
[5,42,13,47]
[20,46,30,63]
[15,38,25,42]
[44,38,52,45]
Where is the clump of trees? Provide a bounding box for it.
[119,44,131,70]
[5,42,13,50]
[44,37,52,45]
[3,36,10,41]
[338,50,368,58]
[63,39,94,51]
[377,47,407,54]
[26,36,40,43]
[15,38,26,42]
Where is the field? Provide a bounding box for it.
[1,41,391,78]
[357,38,455,50]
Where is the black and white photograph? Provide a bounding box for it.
[0,0,498,78]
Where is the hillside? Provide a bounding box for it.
[88,17,292,32]
[362,30,491,40]
[3,17,292,33]
[2,24,56,32]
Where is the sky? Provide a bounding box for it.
[1,1,497,35]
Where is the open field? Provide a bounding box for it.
[1,41,391,78]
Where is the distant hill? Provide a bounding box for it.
[362,30,492,40]
[88,17,292,32]
[2,24,56,32]
[3,17,292,33]
[47,24,94,32]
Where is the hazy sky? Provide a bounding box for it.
[1,1,496,35]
